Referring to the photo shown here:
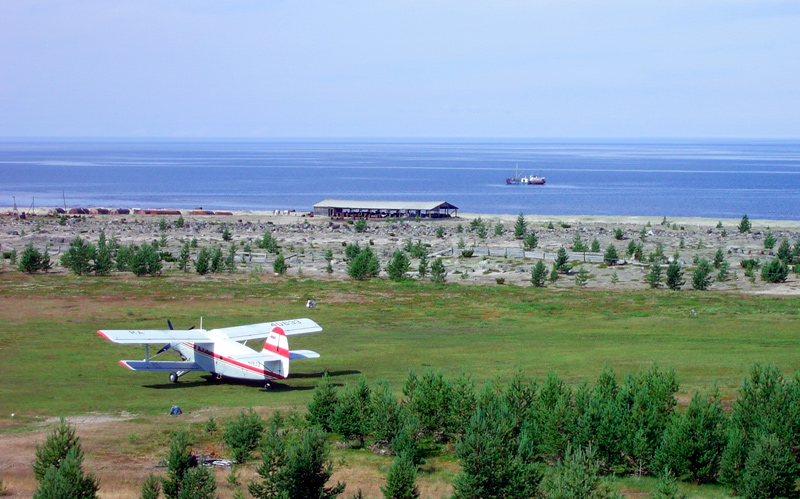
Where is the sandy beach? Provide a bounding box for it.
[1,207,799,295]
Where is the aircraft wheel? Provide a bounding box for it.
[169,372,179,383]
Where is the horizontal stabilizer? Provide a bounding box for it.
[289,350,320,360]
[120,360,204,372]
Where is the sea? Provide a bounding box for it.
[1,139,800,221]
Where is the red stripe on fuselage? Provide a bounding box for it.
[182,343,285,380]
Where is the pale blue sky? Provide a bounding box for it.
[1,1,799,138]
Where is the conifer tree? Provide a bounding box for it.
[94,231,113,275]
[603,244,619,266]
[18,243,43,273]
[554,247,570,273]
[591,238,601,253]
[61,236,95,275]
[177,240,191,272]
[195,247,210,275]
[430,257,446,283]
[370,380,402,446]
[531,260,548,287]
[713,248,725,268]
[307,373,339,432]
[33,419,99,499]
[331,376,372,446]
[761,257,789,283]
[513,213,527,239]
[140,474,161,499]
[381,453,420,499]
[273,252,287,275]
[386,251,410,281]
[417,252,428,279]
[645,263,663,289]
[176,463,216,499]
[738,214,751,233]
[162,430,194,499]
[223,409,265,463]
[763,231,777,250]
[691,258,713,290]
[739,433,799,499]
[666,258,684,290]
[210,246,224,273]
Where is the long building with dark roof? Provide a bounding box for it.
[313,200,458,219]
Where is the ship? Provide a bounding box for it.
[506,164,545,185]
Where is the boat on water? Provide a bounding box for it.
[506,164,545,185]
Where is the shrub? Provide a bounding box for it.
[460,249,474,258]
[223,409,265,463]
[273,252,287,275]
[522,232,537,251]
[61,236,95,275]
[348,247,379,280]
[354,217,368,233]
[763,231,776,250]
[531,260,548,287]
[603,244,619,266]
[162,430,194,499]
[761,257,789,283]
[572,234,588,252]
[430,257,446,283]
[614,228,624,240]
[18,243,43,273]
[436,227,445,238]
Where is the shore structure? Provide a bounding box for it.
[313,200,458,219]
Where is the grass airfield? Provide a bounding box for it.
[2,271,800,497]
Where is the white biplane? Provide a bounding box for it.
[97,318,322,385]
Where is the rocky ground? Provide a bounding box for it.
[1,208,799,295]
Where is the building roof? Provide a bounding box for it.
[313,200,458,211]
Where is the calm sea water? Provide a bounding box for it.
[1,139,800,220]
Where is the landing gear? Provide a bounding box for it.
[263,382,272,391]
[169,372,179,383]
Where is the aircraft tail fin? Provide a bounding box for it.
[262,326,290,376]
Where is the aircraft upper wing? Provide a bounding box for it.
[217,318,322,341]
[97,329,210,344]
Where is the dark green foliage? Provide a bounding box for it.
[223,408,265,463]
[18,243,44,273]
[691,258,713,290]
[195,247,210,275]
[603,244,619,266]
[417,252,428,279]
[33,447,99,499]
[777,238,791,263]
[761,257,789,283]
[345,243,361,262]
[713,248,725,269]
[435,227,445,238]
[614,228,624,240]
[114,243,135,272]
[514,213,527,239]
[452,402,541,499]
[386,251,410,281]
[391,410,425,466]
[626,240,637,257]
[221,224,232,242]
[331,376,372,445]
[763,231,776,250]
[273,252,287,275]
[575,267,590,286]
[645,263,663,289]
[429,257,446,283]
[572,234,588,252]
[249,425,345,499]
[554,247,570,273]
[531,260,548,287]
[177,464,216,499]
[131,243,162,276]
[159,217,168,231]
[666,259,684,290]
[140,473,161,499]
[405,369,459,443]
[460,248,474,258]
[381,453,420,499]
[226,242,237,273]
[494,222,504,237]
[307,374,339,432]
[716,260,730,282]
[94,232,113,275]
[539,446,620,499]
[175,214,185,228]
[738,214,751,233]
[370,380,402,446]
[591,238,601,253]
[522,231,538,251]
[634,243,644,262]
[739,433,798,499]
[177,241,191,272]
[61,236,95,275]
[9,248,17,265]
[406,240,427,259]
[347,246,379,280]
[550,264,559,282]
[210,246,224,273]
[258,230,279,253]
[354,217,367,233]
[654,390,726,483]
[33,418,84,482]
[651,471,687,499]
[162,430,194,499]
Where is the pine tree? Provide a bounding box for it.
[177,463,216,499]
[763,231,777,250]
[370,380,402,446]
[713,248,725,268]
[33,419,99,499]
[417,252,428,279]
[666,259,684,290]
[386,251,410,281]
[691,258,713,290]
[514,213,527,239]
[18,243,43,273]
[430,257,446,283]
[539,446,617,499]
[177,241,191,272]
[738,214,751,233]
[761,257,789,283]
[307,374,339,432]
[572,234,588,252]
[381,453,420,499]
[391,410,426,466]
[210,246,224,273]
[273,252,287,275]
[603,244,619,266]
[195,247,210,275]
[591,238,601,253]
[348,247,379,280]
[223,409,265,463]
[531,260,548,287]
[739,433,799,499]
[522,231,538,251]
[94,231,113,275]
[331,376,372,446]
[162,430,194,499]
[140,473,161,499]
[554,247,570,273]
[575,267,590,287]
[645,263,663,289]
[61,236,95,275]
[777,238,791,263]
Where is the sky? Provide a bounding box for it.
[1,1,799,139]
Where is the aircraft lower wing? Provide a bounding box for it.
[98,329,209,344]
[219,318,322,341]
[290,350,320,359]
[120,360,204,372]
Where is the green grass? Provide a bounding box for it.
[2,272,800,417]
